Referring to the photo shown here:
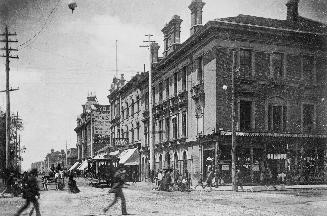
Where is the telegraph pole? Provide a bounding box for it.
[0,25,18,169]
[231,50,237,191]
[140,34,155,181]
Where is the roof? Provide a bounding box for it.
[215,14,326,34]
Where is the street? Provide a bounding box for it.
[1,178,327,216]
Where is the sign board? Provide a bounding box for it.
[221,164,229,171]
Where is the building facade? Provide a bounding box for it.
[106,0,327,184]
[31,161,46,174]
[44,149,66,171]
[75,95,111,160]
[66,147,78,168]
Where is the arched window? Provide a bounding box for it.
[131,99,135,116]
[165,152,170,169]
[136,96,140,112]
[125,102,129,118]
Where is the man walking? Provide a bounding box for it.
[103,166,128,215]
[15,169,41,216]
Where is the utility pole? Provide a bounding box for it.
[231,50,237,191]
[0,25,18,169]
[65,140,68,168]
[140,34,155,181]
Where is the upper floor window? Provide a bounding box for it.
[172,117,178,139]
[174,73,178,96]
[145,92,149,110]
[303,55,315,82]
[239,49,252,77]
[159,119,163,142]
[268,99,287,132]
[182,111,187,137]
[182,67,187,91]
[131,99,135,116]
[271,53,284,78]
[121,106,124,120]
[197,57,203,82]
[152,87,155,105]
[136,122,140,140]
[125,102,129,118]
[159,82,163,102]
[136,96,140,112]
[302,104,315,133]
[166,117,170,140]
[144,122,149,146]
[166,78,170,99]
[240,100,253,131]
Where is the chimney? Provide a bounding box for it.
[286,0,300,22]
[151,42,160,64]
[189,0,206,36]
[162,15,183,57]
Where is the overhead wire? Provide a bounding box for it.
[18,0,62,50]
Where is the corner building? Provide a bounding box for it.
[108,0,327,184]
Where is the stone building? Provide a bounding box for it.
[107,0,327,184]
[75,95,111,160]
[44,149,66,171]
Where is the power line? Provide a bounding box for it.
[18,0,62,50]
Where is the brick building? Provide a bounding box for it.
[44,149,66,171]
[75,95,111,160]
[107,0,327,184]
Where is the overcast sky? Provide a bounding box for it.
[0,0,325,170]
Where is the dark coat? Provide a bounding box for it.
[22,176,40,200]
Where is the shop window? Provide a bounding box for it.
[239,49,252,77]
[303,104,315,132]
[240,100,253,131]
[271,53,284,78]
[268,103,287,132]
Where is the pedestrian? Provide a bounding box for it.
[204,169,214,190]
[235,169,244,192]
[68,174,80,193]
[103,166,128,215]
[14,169,41,216]
[194,174,204,189]
[157,170,163,189]
[132,170,137,183]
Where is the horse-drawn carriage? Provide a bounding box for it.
[42,171,65,190]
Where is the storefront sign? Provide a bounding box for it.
[221,164,229,171]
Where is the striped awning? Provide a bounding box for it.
[220,131,327,138]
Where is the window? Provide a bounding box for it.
[303,104,315,132]
[159,120,163,142]
[131,100,134,116]
[121,129,124,138]
[121,106,124,120]
[172,117,178,139]
[182,111,187,137]
[136,96,140,112]
[159,82,163,102]
[125,102,129,118]
[166,78,170,99]
[174,73,178,96]
[117,129,120,139]
[268,104,287,132]
[303,55,314,82]
[152,87,155,105]
[197,57,203,82]
[182,67,187,91]
[144,122,149,146]
[166,118,170,140]
[240,100,253,131]
[145,92,149,110]
[271,53,284,78]
[240,49,252,77]
[131,127,134,144]
[136,122,140,140]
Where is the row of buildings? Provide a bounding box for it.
[31,148,77,173]
[75,0,327,184]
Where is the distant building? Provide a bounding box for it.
[66,147,78,168]
[44,149,66,171]
[75,94,111,160]
[31,161,46,173]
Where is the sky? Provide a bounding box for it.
[0,0,326,170]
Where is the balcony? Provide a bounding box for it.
[191,81,204,101]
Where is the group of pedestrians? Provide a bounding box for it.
[155,169,190,192]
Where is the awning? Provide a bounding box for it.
[119,148,139,165]
[109,150,120,156]
[68,162,80,171]
[93,154,105,160]
[77,160,88,170]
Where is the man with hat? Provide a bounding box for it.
[103,165,128,215]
